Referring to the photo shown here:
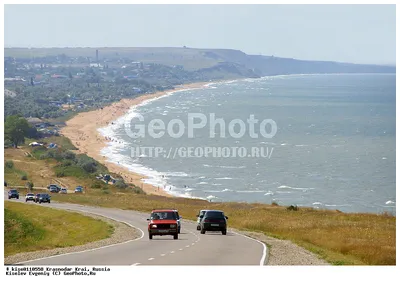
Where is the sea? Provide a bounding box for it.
[98,73,396,214]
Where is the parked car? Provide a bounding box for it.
[35,193,51,204]
[196,209,209,230]
[200,210,228,235]
[74,186,83,193]
[49,186,59,193]
[8,189,19,200]
[172,209,182,233]
[147,209,179,240]
[60,188,68,194]
[25,193,35,202]
[48,184,61,193]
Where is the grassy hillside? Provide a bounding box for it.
[4,201,114,257]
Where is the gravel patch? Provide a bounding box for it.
[239,230,330,265]
[5,211,141,264]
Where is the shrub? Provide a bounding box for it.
[61,160,73,167]
[56,171,65,177]
[62,151,76,160]
[271,201,279,206]
[132,186,146,195]
[21,175,28,180]
[91,182,102,189]
[287,205,299,211]
[81,162,97,173]
[114,180,128,189]
[5,160,14,169]
[26,181,34,190]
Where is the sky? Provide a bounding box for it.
[3,3,397,65]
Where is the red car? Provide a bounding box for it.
[147,209,179,240]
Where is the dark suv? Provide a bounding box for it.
[200,210,228,235]
[8,189,19,200]
[35,193,51,204]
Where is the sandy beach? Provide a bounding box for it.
[60,82,212,197]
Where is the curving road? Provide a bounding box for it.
[4,193,267,266]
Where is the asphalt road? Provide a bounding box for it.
[5,192,267,266]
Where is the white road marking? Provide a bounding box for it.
[179,248,183,251]
[191,243,195,245]
[186,245,190,247]
[148,258,154,261]
[160,254,166,256]
[230,230,268,266]
[170,251,175,253]
[131,263,141,266]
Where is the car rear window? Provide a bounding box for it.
[204,211,225,218]
[151,212,177,220]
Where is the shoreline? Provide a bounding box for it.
[60,81,219,197]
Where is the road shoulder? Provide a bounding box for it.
[240,230,329,265]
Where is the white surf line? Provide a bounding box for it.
[17,208,145,265]
[230,230,268,266]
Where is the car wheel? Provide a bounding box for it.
[48,201,51,204]
[173,233,178,240]
[222,229,227,235]
[8,197,11,199]
[196,225,200,231]
[200,228,206,234]
[149,234,153,240]
[178,228,181,234]
[17,197,19,200]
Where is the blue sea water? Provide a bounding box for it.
[99,74,396,214]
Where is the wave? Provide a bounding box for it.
[385,200,395,205]
[236,190,266,193]
[214,177,234,180]
[165,171,189,177]
[221,188,233,192]
[278,185,315,191]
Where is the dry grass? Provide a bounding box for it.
[4,148,395,265]
[49,192,396,265]
[4,201,113,257]
[4,148,99,192]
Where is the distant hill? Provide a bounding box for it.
[5,47,395,76]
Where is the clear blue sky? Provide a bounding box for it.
[4,4,396,65]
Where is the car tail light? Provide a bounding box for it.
[204,219,210,223]
[220,219,225,223]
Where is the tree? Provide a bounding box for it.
[4,115,30,148]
